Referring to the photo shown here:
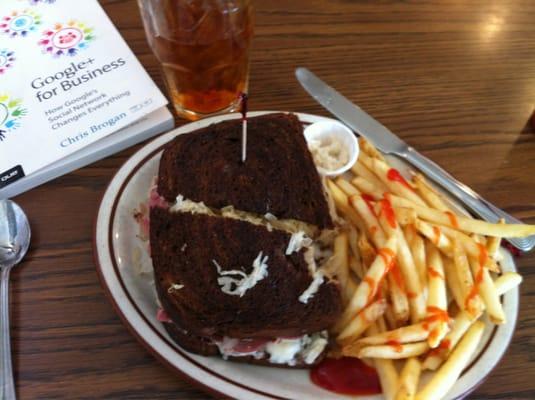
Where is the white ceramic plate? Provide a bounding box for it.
[94,111,519,400]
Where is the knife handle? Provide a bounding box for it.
[402,146,535,252]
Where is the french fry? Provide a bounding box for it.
[335,178,388,247]
[395,358,422,400]
[414,175,489,252]
[375,359,399,400]
[442,256,464,311]
[387,272,410,324]
[349,255,365,280]
[336,177,360,197]
[356,321,438,346]
[410,234,428,288]
[367,322,399,400]
[348,225,360,259]
[421,310,477,371]
[333,232,350,302]
[471,234,486,245]
[425,244,449,348]
[337,299,387,345]
[403,223,417,246]
[359,137,387,161]
[349,197,388,246]
[426,243,448,311]
[341,186,409,323]
[384,302,399,330]
[345,274,360,303]
[494,271,523,296]
[415,321,485,400]
[388,194,535,238]
[412,173,450,212]
[375,198,426,323]
[414,219,453,257]
[350,342,429,359]
[434,223,500,273]
[426,321,450,351]
[453,239,484,318]
[326,149,527,400]
[487,219,505,261]
[351,161,388,197]
[358,234,377,268]
[392,207,418,225]
[348,225,366,279]
[351,176,385,199]
[468,257,505,324]
[360,154,427,207]
[334,235,398,332]
[327,180,367,233]
[400,234,427,324]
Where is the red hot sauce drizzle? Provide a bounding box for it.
[444,211,459,229]
[428,338,452,357]
[432,226,441,245]
[361,193,377,217]
[428,265,444,280]
[378,247,396,271]
[386,339,403,353]
[386,168,413,191]
[311,357,382,395]
[364,276,377,304]
[390,261,406,292]
[465,243,487,313]
[379,198,397,228]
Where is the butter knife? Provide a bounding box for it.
[296,67,535,252]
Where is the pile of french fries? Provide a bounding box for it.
[326,138,533,400]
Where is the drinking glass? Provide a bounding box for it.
[137,0,254,120]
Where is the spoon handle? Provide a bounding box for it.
[0,266,15,400]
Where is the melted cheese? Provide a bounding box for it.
[171,195,213,215]
[302,335,329,364]
[215,332,328,365]
[266,338,303,366]
[212,252,269,297]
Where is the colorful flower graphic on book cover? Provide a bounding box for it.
[0,9,42,37]
[0,94,27,142]
[39,21,95,57]
[0,49,15,74]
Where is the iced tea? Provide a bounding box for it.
[138,0,254,120]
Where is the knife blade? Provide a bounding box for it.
[295,67,535,251]
[295,67,407,155]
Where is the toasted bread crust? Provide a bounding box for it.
[157,113,333,229]
[150,207,342,339]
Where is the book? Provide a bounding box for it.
[0,0,173,197]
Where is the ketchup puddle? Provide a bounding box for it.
[310,357,382,396]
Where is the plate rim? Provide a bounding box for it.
[93,111,519,400]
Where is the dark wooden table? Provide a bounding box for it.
[10,0,535,398]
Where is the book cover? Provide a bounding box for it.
[0,0,168,187]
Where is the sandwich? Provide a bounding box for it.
[148,113,343,368]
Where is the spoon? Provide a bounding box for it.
[0,200,31,400]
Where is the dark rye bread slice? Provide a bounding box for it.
[157,113,333,229]
[150,206,342,339]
